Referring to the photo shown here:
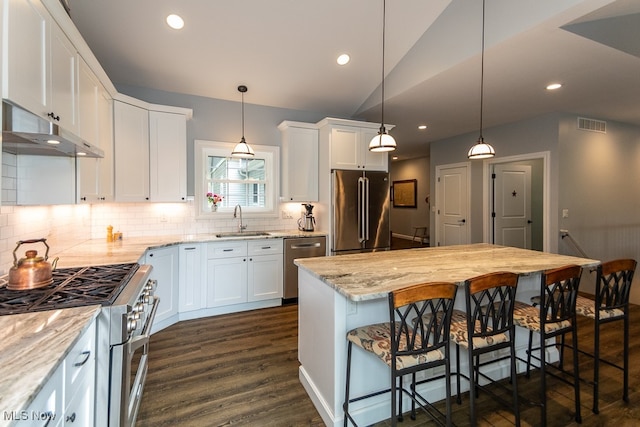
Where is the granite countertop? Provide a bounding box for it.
[0,305,101,425]
[295,243,600,301]
[52,230,327,268]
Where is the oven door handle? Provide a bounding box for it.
[128,296,160,354]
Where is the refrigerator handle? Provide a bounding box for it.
[358,177,366,243]
[364,177,370,241]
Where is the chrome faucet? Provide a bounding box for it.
[233,204,247,232]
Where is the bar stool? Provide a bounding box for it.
[343,282,458,427]
[513,264,583,426]
[412,226,429,246]
[575,258,637,413]
[449,271,520,426]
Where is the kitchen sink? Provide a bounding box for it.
[215,231,271,238]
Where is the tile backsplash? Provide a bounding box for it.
[0,201,303,275]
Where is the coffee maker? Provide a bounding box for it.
[298,203,316,232]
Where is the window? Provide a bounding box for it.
[195,140,280,217]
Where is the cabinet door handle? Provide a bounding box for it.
[66,412,76,423]
[261,246,271,250]
[74,350,91,367]
[184,247,196,251]
[223,249,234,252]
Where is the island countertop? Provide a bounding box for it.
[294,243,600,301]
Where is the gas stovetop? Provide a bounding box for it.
[0,263,140,315]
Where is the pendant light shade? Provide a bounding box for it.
[369,127,397,152]
[369,0,396,153]
[467,136,495,159]
[468,0,495,160]
[231,85,255,158]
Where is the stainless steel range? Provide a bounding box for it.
[0,262,158,427]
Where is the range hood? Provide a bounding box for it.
[2,101,104,158]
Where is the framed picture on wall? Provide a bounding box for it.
[392,179,417,208]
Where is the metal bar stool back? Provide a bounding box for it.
[513,264,583,426]
[450,271,520,426]
[575,258,637,413]
[343,282,458,427]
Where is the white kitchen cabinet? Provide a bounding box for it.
[3,0,78,133]
[63,319,96,426]
[179,244,205,312]
[113,97,191,203]
[146,246,179,329]
[278,121,319,202]
[22,318,96,427]
[206,241,248,307]
[114,100,150,202]
[149,110,187,202]
[77,58,100,147]
[205,239,283,307]
[247,239,283,301]
[77,76,113,203]
[317,118,390,171]
[23,360,63,427]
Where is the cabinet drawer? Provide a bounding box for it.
[207,241,248,258]
[248,239,283,256]
[64,322,96,393]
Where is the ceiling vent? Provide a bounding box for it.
[577,117,606,133]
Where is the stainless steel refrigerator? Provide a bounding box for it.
[332,170,390,255]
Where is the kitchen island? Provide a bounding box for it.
[294,243,599,427]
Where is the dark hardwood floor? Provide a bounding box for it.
[137,300,640,426]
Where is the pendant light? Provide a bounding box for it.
[369,0,397,152]
[231,85,255,158]
[467,0,495,160]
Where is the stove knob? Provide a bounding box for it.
[142,292,152,304]
[127,317,138,334]
[145,280,157,292]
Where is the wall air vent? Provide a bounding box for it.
[577,117,606,133]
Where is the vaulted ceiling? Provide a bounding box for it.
[68,0,640,159]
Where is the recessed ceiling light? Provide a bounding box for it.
[166,14,184,30]
[392,156,399,160]
[77,152,87,156]
[47,139,60,145]
[546,83,562,90]
[337,54,350,66]
[418,125,427,130]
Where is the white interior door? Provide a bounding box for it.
[493,164,532,248]
[436,164,470,246]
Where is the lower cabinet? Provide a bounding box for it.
[247,240,283,302]
[206,239,283,307]
[146,246,179,330]
[24,319,96,427]
[178,244,206,312]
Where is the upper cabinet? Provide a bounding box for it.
[114,99,150,202]
[278,121,318,202]
[317,118,390,171]
[149,110,187,202]
[113,96,191,203]
[3,0,78,134]
[78,80,113,203]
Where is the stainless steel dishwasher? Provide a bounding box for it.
[283,236,326,302]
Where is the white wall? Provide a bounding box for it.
[557,115,640,301]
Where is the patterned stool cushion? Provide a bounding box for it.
[575,295,624,320]
[513,301,571,333]
[347,322,444,369]
[449,309,509,349]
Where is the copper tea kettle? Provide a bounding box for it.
[7,238,59,290]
